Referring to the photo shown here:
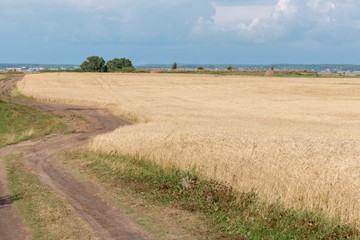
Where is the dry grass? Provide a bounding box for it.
[18,72,360,227]
[6,153,98,240]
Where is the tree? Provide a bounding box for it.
[80,56,106,72]
[107,58,134,72]
[227,65,233,71]
[197,66,204,70]
[172,62,177,70]
[271,65,275,71]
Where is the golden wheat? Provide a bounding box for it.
[18,72,360,227]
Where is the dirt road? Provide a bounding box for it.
[0,75,153,239]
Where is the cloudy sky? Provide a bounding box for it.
[1,0,359,64]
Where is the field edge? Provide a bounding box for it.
[61,149,360,239]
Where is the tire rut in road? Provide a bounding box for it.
[21,106,152,240]
[0,147,32,240]
[1,75,153,239]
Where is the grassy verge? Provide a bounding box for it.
[1,72,18,95]
[63,150,360,239]
[0,100,66,147]
[6,153,98,240]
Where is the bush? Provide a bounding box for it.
[80,56,106,72]
[107,58,134,72]
[79,56,135,73]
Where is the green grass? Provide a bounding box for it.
[71,114,90,123]
[63,150,360,239]
[6,153,98,240]
[0,100,66,147]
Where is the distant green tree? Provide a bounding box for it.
[271,65,275,71]
[227,65,233,71]
[197,66,204,70]
[80,56,106,72]
[107,58,134,72]
[172,62,177,70]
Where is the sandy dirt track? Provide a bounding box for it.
[0,147,31,239]
[0,76,153,239]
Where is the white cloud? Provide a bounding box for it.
[308,0,321,9]
[212,4,273,24]
[308,0,335,12]
[197,0,360,43]
[276,0,291,12]
[272,0,297,19]
[239,18,260,32]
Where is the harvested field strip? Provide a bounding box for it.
[6,153,97,240]
[18,72,360,228]
[63,150,360,239]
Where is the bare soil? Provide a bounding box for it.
[0,75,153,239]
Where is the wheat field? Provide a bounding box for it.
[18,72,360,227]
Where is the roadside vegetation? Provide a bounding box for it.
[0,71,23,95]
[0,73,66,147]
[63,150,360,239]
[0,100,66,147]
[6,154,97,240]
[1,73,97,239]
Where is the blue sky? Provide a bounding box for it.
[1,0,359,64]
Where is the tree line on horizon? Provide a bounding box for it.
[80,56,135,72]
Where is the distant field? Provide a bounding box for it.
[18,72,360,227]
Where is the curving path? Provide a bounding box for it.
[0,75,153,239]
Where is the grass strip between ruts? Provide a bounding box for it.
[6,153,98,240]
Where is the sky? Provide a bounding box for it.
[0,0,359,65]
